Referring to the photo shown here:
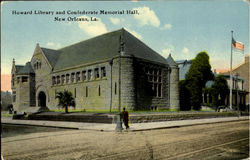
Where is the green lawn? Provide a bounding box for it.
[49,108,119,113]
[1,112,13,117]
[49,108,215,114]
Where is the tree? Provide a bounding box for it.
[185,51,214,110]
[211,75,229,109]
[179,80,191,110]
[56,90,75,113]
[1,91,12,111]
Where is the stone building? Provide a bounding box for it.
[11,28,179,112]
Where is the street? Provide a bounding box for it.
[2,120,249,160]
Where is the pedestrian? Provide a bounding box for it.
[122,107,129,129]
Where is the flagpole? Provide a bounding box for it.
[229,30,233,110]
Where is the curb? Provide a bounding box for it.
[128,118,249,132]
[2,117,248,132]
[1,123,79,130]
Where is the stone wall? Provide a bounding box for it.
[134,59,169,110]
[15,75,32,110]
[29,74,36,106]
[120,56,136,110]
[48,56,137,111]
[169,66,180,109]
[49,61,111,110]
[13,45,178,111]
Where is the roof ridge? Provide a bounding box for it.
[53,28,169,71]
[41,47,59,51]
[40,47,62,68]
[123,29,168,65]
[17,61,34,74]
[219,60,248,74]
[59,28,125,51]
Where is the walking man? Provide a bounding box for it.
[122,107,129,129]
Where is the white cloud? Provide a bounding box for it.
[110,17,121,25]
[161,49,171,58]
[161,24,172,30]
[78,16,107,37]
[46,42,61,49]
[133,6,160,27]
[161,45,174,58]
[47,42,54,46]
[182,47,189,54]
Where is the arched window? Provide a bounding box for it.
[98,85,101,96]
[12,74,15,86]
[115,82,117,95]
[56,76,60,84]
[66,74,70,83]
[82,71,86,81]
[86,86,88,97]
[52,76,56,85]
[75,88,77,98]
[61,75,65,84]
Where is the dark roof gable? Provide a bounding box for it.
[40,28,169,71]
[15,65,24,73]
[17,62,34,75]
[41,48,62,68]
[166,54,177,66]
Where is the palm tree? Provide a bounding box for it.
[56,90,75,113]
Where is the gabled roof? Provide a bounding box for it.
[52,28,168,71]
[41,48,61,68]
[15,65,24,73]
[122,29,168,65]
[176,59,192,65]
[221,74,244,81]
[166,54,177,66]
[17,62,34,75]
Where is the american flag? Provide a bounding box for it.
[232,37,244,51]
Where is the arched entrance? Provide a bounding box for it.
[38,91,46,107]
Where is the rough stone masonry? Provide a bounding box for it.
[11,28,179,112]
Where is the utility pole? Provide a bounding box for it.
[115,55,123,131]
[116,33,125,131]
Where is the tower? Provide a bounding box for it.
[166,54,180,109]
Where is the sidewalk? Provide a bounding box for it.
[1,116,249,132]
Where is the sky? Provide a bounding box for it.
[1,0,249,91]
